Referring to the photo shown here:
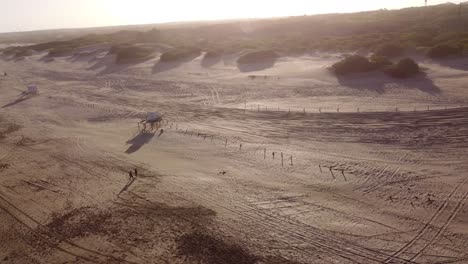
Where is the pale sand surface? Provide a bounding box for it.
[1,50,468,263]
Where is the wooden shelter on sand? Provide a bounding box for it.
[138,112,163,132]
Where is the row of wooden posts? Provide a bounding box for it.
[319,164,348,182]
[164,120,353,180]
[244,104,455,114]
[167,123,295,168]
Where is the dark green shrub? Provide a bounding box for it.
[237,50,278,64]
[385,58,420,78]
[109,44,132,54]
[204,50,222,59]
[427,44,463,58]
[374,44,405,57]
[160,47,201,62]
[370,54,393,68]
[331,55,375,75]
[14,48,33,58]
[48,47,74,57]
[116,46,155,63]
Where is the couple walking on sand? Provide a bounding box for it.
[129,168,138,180]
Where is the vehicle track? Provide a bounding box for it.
[383,176,468,263]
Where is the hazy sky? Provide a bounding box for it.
[0,0,461,33]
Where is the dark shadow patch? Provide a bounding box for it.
[336,71,440,95]
[125,131,156,154]
[46,207,114,241]
[152,53,200,74]
[2,94,36,108]
[237,59,276,73]
[177,232,258,264]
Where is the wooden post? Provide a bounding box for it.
[290,155,293,166]
[225,139,228,147]
[272,152,275,160]
[319,164,322,173]
[239,144,242,151]
[329,167,336,179]
[264,148,266,159]
[281,152,284,168]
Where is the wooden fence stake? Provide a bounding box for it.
[281,152,284,168]
[329,167,336,179]
[225,139,228,147]
[319,164,322,173]
[264,148,266,159]
[239,144,242,151]
[290,155,293,166]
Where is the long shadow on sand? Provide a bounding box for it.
[2,94,35,108]
[125,131,156,154]
[337,72,441,95]
[237,59,276,73]
[152,54,201,74]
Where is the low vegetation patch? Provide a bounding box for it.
[2,46,33,58]
[204,50,223,59]
[115,45,155,63]
[159,47,201,62]
[427,44,463,59]
[48,46,74,57]
[330,55,376,75]
[237,50,278,64]
[370,54,393,68]
[384,58,420,78]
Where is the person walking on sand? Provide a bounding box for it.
[134,168,138,178]
[129,171,134,180]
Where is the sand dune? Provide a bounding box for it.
[1,51,468,263]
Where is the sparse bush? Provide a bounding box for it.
[201,50,223,67]
[109,44,132,54]
[370,54,393,68]
[374,44,405,57]
[159,47,201,62]
[14,48,33,58]
[48,47,73,57]
[427,44,463,58]
[204,50,222,59]
[115,46,155,63]
[385,57,420,78]
[331,55,375,75]
[237,50,278,64]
